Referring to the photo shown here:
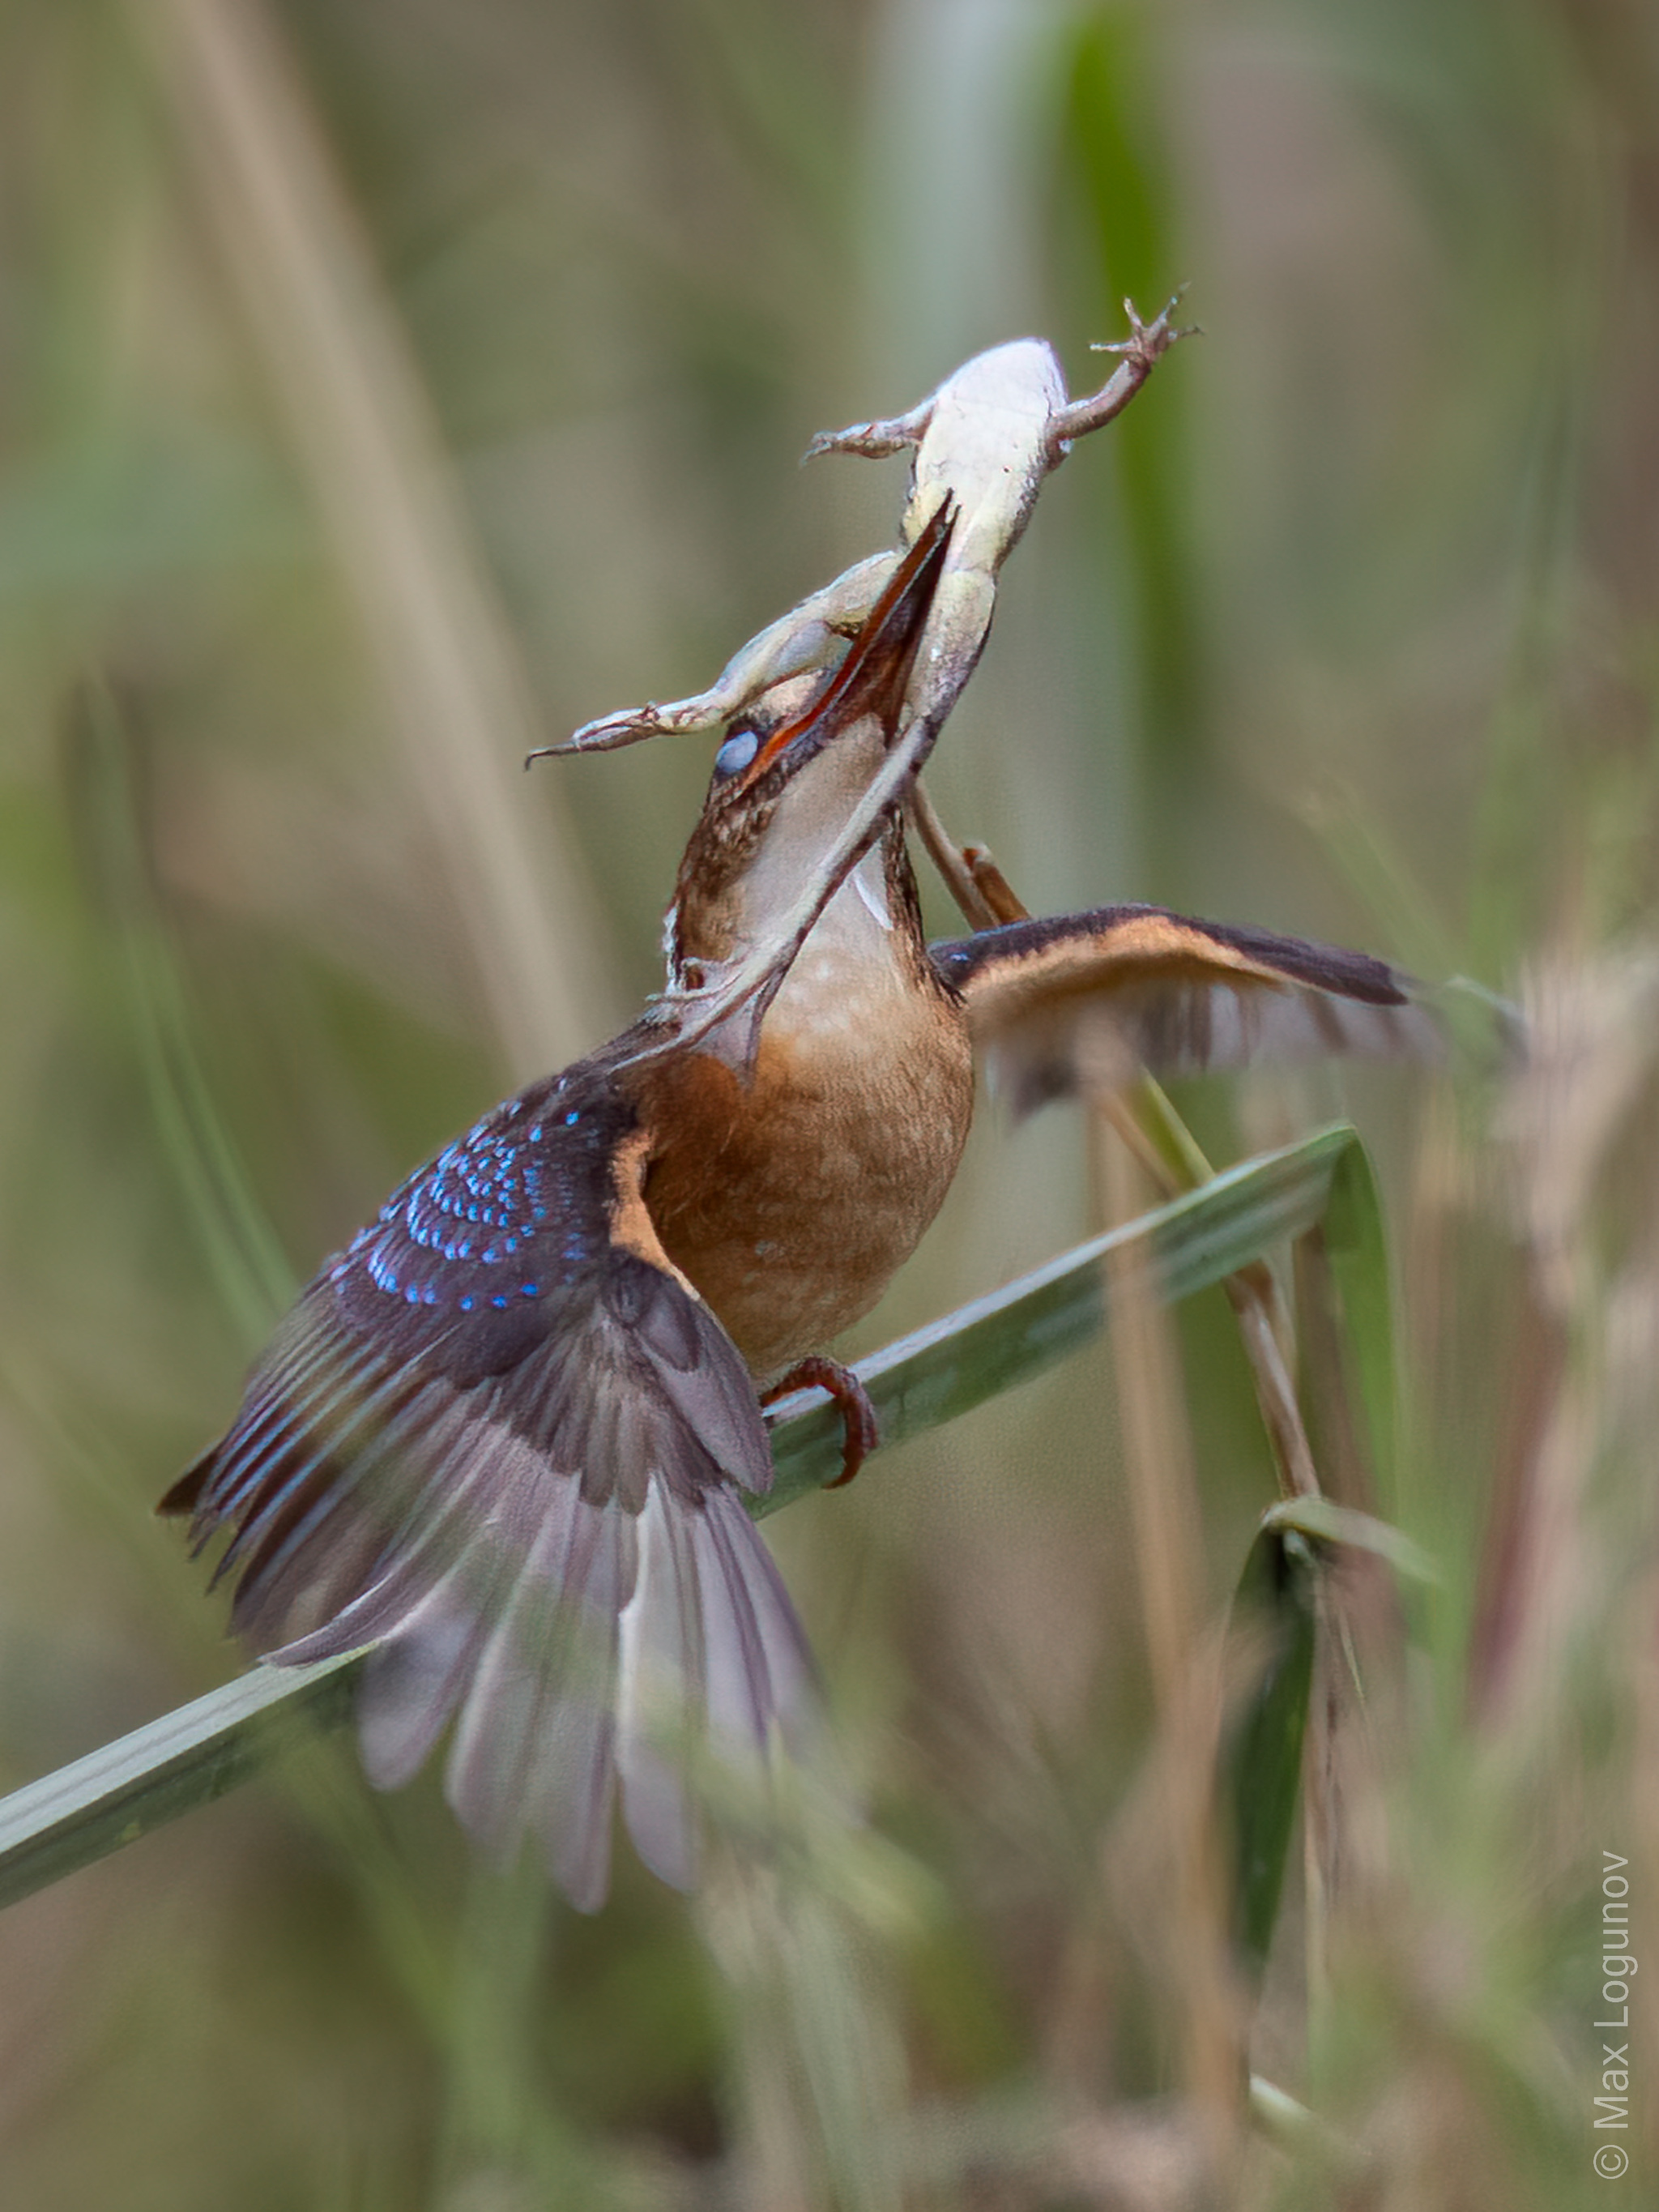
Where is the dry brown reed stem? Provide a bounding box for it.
[1224,1265,1322,1502]
[916,791,1327,1509]
[909,788,1336,1616]
[1097,1134,1211,1725]
[697,1859,909,2212]
[1465,1280,1571,1729]
[912,796,1350,2137]
[1474,948,1659,1729]
[913,786,1254,2134]
[1098,1126,1244,2157]
[134,0,621,1082]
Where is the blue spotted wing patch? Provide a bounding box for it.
[328,1070,622,1376]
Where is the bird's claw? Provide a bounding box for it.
[761,1357,880,1486]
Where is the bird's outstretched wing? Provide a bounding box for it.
[931,903,1446,1114]
[162,1053,813,1910]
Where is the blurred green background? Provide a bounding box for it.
[2,0,1657,2206]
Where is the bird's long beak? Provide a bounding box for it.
[650,498,956,1065]
[724,493,956,800]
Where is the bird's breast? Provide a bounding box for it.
[638,950,974,1377]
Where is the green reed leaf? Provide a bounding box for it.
[0,1123,1363,1911]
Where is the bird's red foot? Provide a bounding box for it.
[761,1357,880,1487]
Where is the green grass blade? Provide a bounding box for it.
[0,1122,1358,1911]
[1319,1136,1398,1492]
[1223,1495,1439,1979]
[78,683,296,1341]
[1260,1497,1439,1590]
[0,1653,361,1911]
[1223,1523,1318,1979]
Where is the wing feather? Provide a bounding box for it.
[695,1485,817,1753]
[932,903,1446,1113]
[616,1476,706,1890]
[167,1050,815,1908]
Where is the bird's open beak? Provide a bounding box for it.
[728,494,956,797]
[651,497,958,1067]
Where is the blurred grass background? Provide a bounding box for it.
[2,0,1657,2205]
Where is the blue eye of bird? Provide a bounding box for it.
[713,728,760,780]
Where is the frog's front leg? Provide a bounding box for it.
[552,552,898,755]
[800,395,934,464]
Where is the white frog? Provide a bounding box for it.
[553,296,1191,757]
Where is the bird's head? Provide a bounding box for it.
[664,497,955,989]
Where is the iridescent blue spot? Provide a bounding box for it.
[528,1125,543,1142]
[467,1204,480,1222]
[504,1236,518,1255]
[520,1282,539,1298]
[422,1287,437,1305]
[491,1293,509,1309]
[533,1206,548,1223]
[714,727,759,779]
[459,1295,475,1313]
[564,1108,580,1126]
[403,1283,421,1304]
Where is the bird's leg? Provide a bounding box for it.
[959,845,1030,925]
[761,1357,880,1488]
[906,776,1030,934]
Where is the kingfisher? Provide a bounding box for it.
[165,503,1439,1908]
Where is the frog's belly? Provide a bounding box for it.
[643,1006,974,1377]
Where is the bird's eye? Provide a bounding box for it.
[712,728,760,781]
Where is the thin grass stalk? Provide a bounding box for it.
[920,795,1342,2096]
[698,1858,910,2212]
[1293,1227,1379,1512]
[132,0,621,1080]
[434,1859,563,2196]
[1097,1125,1244,2160]
[913,799,1329,1507]
[1135,1081,1323,1506]
[79,681,296,1343]
[1225,1266,1320,1503]
[1472,949,1659,1731]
